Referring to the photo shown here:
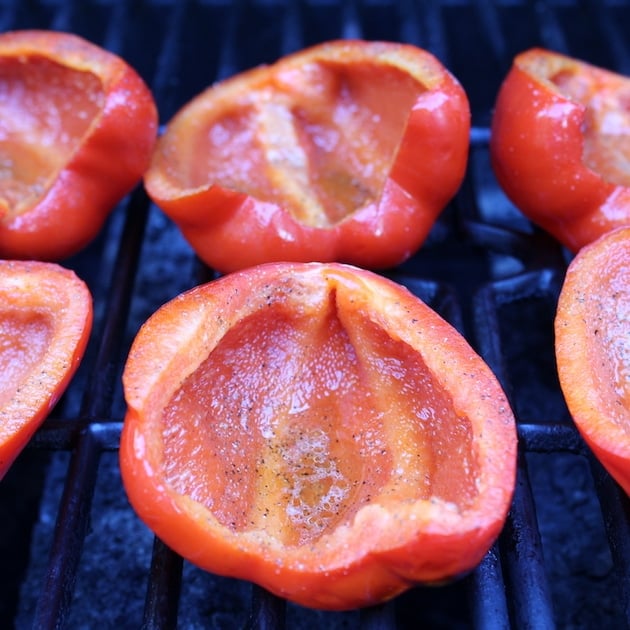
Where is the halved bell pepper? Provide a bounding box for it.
[120,261,517,610]
[0,260,92,479]
[555,226,630,494]
[491,47,630,252]
[144,40,470,273]
[0,30,158,261]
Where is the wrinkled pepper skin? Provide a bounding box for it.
[144,40,470,273]
[0,30,158,261]
[555,227,630,495]
[0,260,93,479]
[120,261,516,611]
[490,48,630,252]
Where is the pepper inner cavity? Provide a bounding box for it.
[161,284,476,546]
[0,55,105,216]
[550,67,630,186]
[187,61,424,228]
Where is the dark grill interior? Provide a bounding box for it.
[2,1,630,628]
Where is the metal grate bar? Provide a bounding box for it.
[149,0,191,120]
[142,539,184,630]
[501,453,556,629]
[418,0,448,65]
[534,1,569,53]
[473,0,508,65]
[31,156,153,630]
[585,0,630,74]
[281,0,304,56]
[396,0,422,46]
[472,278,557,627]
[32,429,103,629]
[214,0,244,81]
[466,544,511,629]
[590,460,630,626]
[359,601,397,629]
[79,187,151,420]
[519,423,589,455]
[247,586,287,630]
[340,0,362,39]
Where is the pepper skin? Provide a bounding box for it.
[555,227,630,495]
[120,261,516,610]
[0,30,158,261]
[490,48,630,253]
[0,260,92,479]
[144,40,470,273]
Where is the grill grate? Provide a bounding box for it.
[2,1,630,628]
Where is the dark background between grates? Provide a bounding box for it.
[2,0,630,628]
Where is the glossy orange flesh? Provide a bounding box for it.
[569,236,630,429]
[0,260,93,481]
[161,60,425,228]
[0,55,104,216]
[526,53,630,187]
[161,284,478,547]
[0,311,52,408]
[556,227,630,494]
